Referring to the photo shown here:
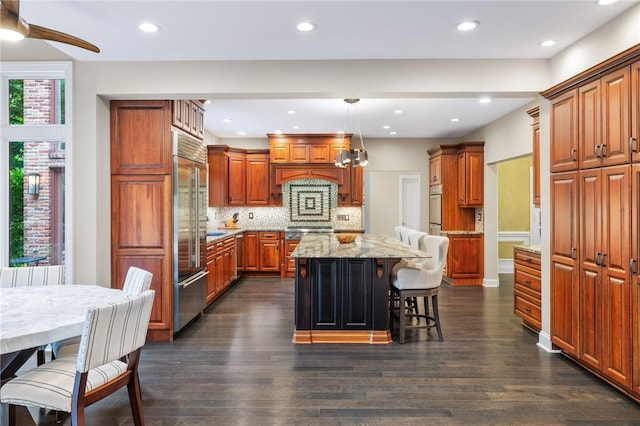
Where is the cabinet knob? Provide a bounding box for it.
[524,280,531,285]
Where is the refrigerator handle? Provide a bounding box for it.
[194,168,200,269]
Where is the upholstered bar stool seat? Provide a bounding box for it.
[390,235,449,343]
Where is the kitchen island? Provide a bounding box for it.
[291,233,429,344]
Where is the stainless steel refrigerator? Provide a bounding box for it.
[173,130,208,334]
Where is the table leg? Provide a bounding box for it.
[1,348,37,382]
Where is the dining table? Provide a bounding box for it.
[0,285,128,381]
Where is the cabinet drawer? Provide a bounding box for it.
[223,236,235,249]
[514,267,541,292]
[259,232,280,240]
[514,283,541,303]
[514,293,541,326]
[513,249,541,269]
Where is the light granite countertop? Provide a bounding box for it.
[513,244,541,254]
[291,233,431,259]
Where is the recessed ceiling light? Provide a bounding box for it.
[597,0,617,5]
[540,40,556,47]
[139,22,160,33]
[222,118,232,123]
[456,21,479,31]
[292,125,300,129]
[382,125,390,129]
[394,109,403,114]
[336,130,345,134]
[238,131,246,135]
[389,131,397,135]
[296,22,317,32]
[479,97,492,104]
[287,110,296,115]
[450,118,461,122]
[204,100,211,104]
[274,130,283,135]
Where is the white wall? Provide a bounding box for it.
[2,4,638,295]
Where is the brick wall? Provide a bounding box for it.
[20,79,65,265]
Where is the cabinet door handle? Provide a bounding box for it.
[631,259,638,274]
[630,137,638,153]
[570,148,577,162]
[571,247,577,260]
[524,279,531,285]
[600,144,606,158]
[595,252,601,266]
[600,253,606,267]
[594,144,600,158]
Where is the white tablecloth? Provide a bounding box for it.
[0,285,127,354]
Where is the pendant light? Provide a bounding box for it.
[335,99,368,168]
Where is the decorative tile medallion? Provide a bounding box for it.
[284,179,336,224]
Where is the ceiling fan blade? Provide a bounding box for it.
[1,0,20,16]
[28,23,100,53]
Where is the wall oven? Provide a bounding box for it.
[429,184,442,230]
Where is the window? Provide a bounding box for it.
[1,62,71,267]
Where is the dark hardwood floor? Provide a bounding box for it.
[14,275,640,425]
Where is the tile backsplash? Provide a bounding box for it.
[209,206,363,231]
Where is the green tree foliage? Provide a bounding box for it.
[9,80,24,260]
[9,79,24,125]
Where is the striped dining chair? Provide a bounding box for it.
[0,265,65,288]
[51,266,153,359]
[1,290,156,426]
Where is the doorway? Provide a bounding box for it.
[399,174,420,230]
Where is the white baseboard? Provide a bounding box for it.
[498,259,514,274]
[483,277,499,287]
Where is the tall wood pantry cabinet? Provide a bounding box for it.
[111,99,205,342]
[542,45,640,401]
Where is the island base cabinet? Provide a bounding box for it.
[293,257,393,344]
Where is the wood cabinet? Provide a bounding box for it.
[269,134,350,164]
[349,166,364,205]
[579,68,631,170]
[209,147,273,207]
[227,151,246,205]
[579,165,632,387]
[427,144,478,233]
[457,145,484,208]
[543,47,640,402]
[441,232,484,285]
[259,232,280,272]
[245,152,270,205]
[207,146,246,206]
[550,171,580,354]
[206,235,236,305]
[172,100,204,140]
[429,155,442,185]
[513,247,541,332]
[110,100,178,342]
[633,61,640,164]
[550,89,579,173]
[632,164,640,395]
[111,100,173,175]
[243,232,260,272]
[528,107,541,207]
[243,231,281,273]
